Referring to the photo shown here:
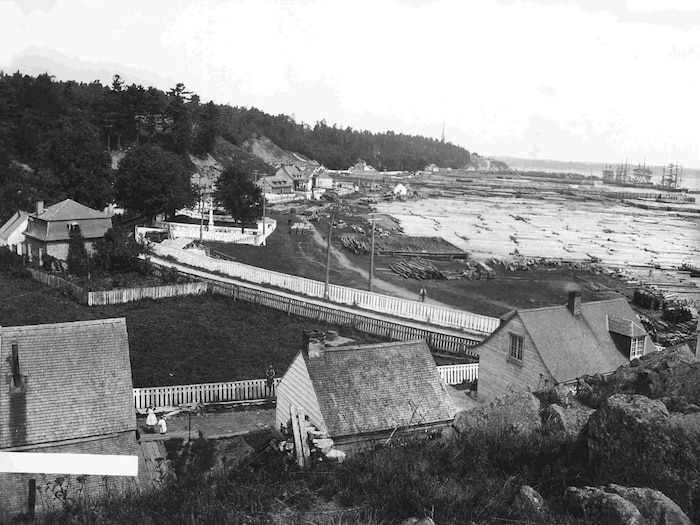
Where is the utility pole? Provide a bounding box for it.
[261,173,267,246]
[324,213,334,300]
[198,174,204,245]
[368,213,376,292]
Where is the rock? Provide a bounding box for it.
[398,518,435,525]
[566,486,644,524]
[576,346,700,409]
[516,485,547,515]
[542,402,595,439]
[583,394,670,463]
[453,392,541,435]
[605,484,692,525]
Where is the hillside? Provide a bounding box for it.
[0,71,472,222]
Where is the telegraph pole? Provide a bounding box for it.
[261,173,267,246]
[369,213,376,292]
[198,174,204,245]
[324,213,334,300]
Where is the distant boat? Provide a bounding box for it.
[602,161,688,192]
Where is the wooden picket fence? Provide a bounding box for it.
[27,269,208,306]
[151,244,500,336]
[87,281,208,306]
[133,364,478,410]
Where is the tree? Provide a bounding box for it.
[45,116,114,209]
[214,166,263,232]
[92,227,143,273]
[115,143,196,220]
[67,225,89,277]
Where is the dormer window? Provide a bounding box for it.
[67,223,79,232]
[630,337,644,360]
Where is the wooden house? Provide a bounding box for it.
[23,200,112,267]
[393,183,408,197]
[276,335,457,456]
[276,164,309,192]
[0,318,149,519]
[311,167,334,190]
[477,292,656,403]
[0,210,29,256]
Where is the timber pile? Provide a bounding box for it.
[390,259,446,280]
[340,234,371,253]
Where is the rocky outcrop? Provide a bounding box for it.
[566,484,692,525]
[452,392,541,435]
[542,401,595,438]
[576,345,700,409]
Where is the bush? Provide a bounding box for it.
[0,247,29,277]
[160,266,181,284]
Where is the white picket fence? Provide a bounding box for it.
[132,364,478,410]
[150,244,500,336]
[88,281,209,306]
[438,363,478,385]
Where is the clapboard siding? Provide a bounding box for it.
[477,314,553,403]
[275,353,325,434]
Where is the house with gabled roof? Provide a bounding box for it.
[477,291,655,403]
[0,318,151,519]
[276,334,457,456]
[0,210,29,256]
[23,199,112,267]
[276,164,309,192]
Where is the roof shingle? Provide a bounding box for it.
[304,340,456,438]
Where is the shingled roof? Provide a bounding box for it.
[24,199,112,242]
[516,296,651,383]
[0,318,134,449]
[303,340,456,438]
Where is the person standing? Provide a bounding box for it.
[146,406,157,432]
[266,364,276,396]
[419,287,427,302]
[158,416,168,435]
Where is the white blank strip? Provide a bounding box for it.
[0,452,138,476]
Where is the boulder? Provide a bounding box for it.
[583,394,670,463]
[605,484,692,525]
[515,485,547,515]
[576,346,700,408]
[398,518,435,525]
[453,392,541,435]
[542,402,595,439]
[566,486,644,524]
[566,485,692,525]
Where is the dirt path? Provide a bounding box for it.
[309,226,455,309]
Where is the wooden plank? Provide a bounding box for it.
[297,408,311,467]
[289,405,305,468]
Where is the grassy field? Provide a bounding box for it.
[0,272,387,387]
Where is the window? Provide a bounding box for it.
[509,334,524,363]
[630,337,644,360]
[67,223,79,232]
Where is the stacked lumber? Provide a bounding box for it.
[340,234,372,253]
[389,259,446,280]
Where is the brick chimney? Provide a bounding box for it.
[567,291,582,316]
[303,329,326,358]
[36,201,44,216]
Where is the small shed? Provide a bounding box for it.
[276,335,457,456]
[393,183,408,197]
[0,210,29,256]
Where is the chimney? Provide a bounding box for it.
[567,291,582,316]
[11,344,21,388]
[303,329,326,358]
[36,201,44,216]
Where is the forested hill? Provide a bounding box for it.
[0,72,471,221]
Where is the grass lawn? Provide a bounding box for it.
[0,272,387,387]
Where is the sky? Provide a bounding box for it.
[2,0,700,167]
